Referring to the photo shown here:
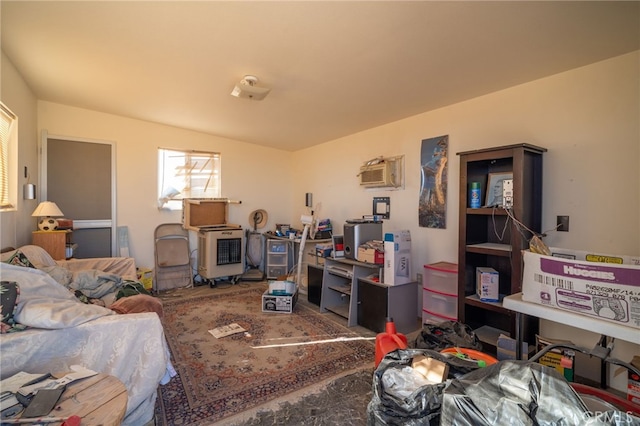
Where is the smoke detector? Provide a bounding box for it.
[231,75,271,100]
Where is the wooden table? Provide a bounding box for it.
[18,373,127,425]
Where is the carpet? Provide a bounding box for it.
[156,285,375,425]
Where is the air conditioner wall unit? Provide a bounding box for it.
[359,157,403,188]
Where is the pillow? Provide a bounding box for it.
[1,281,21,333]
[3,250,36,268]
[109,294,164,318]
[14,245,57,268]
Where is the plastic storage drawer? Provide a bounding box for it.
[423,262,458,295]
[267,266,288,278]
[268,253,287,266]
[268,240,288,253]
[423,288,457,320]
[422,310,454,325]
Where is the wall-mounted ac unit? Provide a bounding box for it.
[359,157,403,188]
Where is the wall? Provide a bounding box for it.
[0,52,39,249]
[292,51,640,391]
[36,102,295,270]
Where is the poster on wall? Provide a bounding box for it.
[419,135,449,229]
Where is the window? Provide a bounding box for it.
[0,103,18,210]
[158,148,221,209]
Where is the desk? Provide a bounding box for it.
[504,293,640,386]
[23,373,128,425]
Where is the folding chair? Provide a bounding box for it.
[154,223,192,292]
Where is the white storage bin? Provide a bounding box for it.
[423,288,458,320]
[423,262,458,295]
[422,309,455,325]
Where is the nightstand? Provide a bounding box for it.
[32,230,75,260]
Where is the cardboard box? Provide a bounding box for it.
[384,230,412,285]
[476,267,499,301]
[262,287,298,313]
[411,355,449,384]
[497,334,530,361]
[358,246,384,264]
[315,243,333,258]
[182,199,230,230]
[535,335,575,382]
[628,355,640,404]
[522,248,640,329]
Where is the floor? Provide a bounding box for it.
[155,280,422,426]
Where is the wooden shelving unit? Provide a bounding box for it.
[457,143,546,351]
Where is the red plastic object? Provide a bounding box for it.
[375,318,408,367]
[61,415,81,426]
[571,383,640,416]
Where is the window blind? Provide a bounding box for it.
[0,103,16,209]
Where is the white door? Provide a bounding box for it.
[41,131,116,258]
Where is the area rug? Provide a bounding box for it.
[156,286,375,425]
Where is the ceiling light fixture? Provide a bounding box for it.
[231,75,271,101]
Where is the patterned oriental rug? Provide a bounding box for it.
[155,286,375,425]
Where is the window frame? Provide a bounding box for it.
[0,102,18,211]
[157,147,221,210]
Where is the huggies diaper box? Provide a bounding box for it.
[522,248,640,329]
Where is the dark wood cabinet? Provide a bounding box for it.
[307,264,324,306]
[457,143,546,351]
[357,279,418,334]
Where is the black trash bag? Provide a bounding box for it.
[412,320,482,351]
[367,348,486,426]
[440,360,630,426]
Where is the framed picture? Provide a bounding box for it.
[485,172,513,207]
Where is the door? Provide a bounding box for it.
[41,131,116,258]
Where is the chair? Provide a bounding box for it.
[154,223,192,292]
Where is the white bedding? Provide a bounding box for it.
[0,263,174,425]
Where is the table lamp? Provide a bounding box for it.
[32,201,64,231]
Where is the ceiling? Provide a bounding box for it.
[2,1,638,152]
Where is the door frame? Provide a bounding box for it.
[40,130,117,256]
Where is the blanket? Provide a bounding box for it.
[41,265,123,299]
[0,263,114,329]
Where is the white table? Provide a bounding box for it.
[504,293,639,346]
[504,292,640,387]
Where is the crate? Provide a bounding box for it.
[262,288,298,313]
[423,262,458,295]
[182,199,230,231]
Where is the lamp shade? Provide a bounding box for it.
[32,201,64,217]
[32,201,64,231]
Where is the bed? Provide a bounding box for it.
[0,246,175,425]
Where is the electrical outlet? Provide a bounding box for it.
[416,273,423,284]
[557,215,569,232]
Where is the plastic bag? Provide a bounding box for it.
[440,360,640,425]
[367,348,484,426]
[413,320,482,352]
